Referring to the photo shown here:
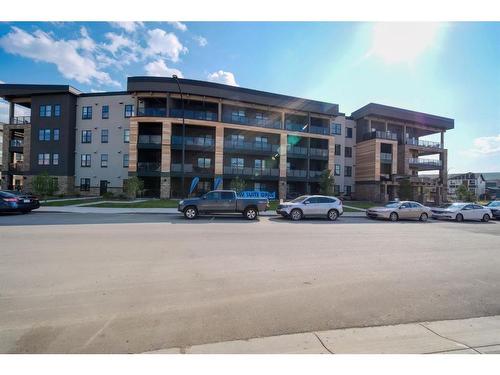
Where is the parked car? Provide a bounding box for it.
[276,195,343,221]
[0,190,39,214]
[431,203,492,222]
[366,201,432,222]
[2,190,40,212]
[484,201,500,220]
[178,190,269,220]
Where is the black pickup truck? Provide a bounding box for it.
[178,190,269,220]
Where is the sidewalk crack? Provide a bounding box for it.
[418,323,481,354]
[313,332,335,354]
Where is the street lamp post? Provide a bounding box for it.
[172,75,186,197]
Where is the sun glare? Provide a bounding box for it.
[370,23,442,64]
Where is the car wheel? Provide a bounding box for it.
[327,209,339,221]
[184,206,198,220]
[482,214,490,222]
[244,207,258,220]
[456,213,464,222]
[290,208,303,221]
[389,212,399,222]
[419,213,428,222]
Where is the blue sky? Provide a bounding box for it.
[0,22,499,172]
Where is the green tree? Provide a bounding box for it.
[32,172,58,201]
[125,176,144,199]
[456,183,475,202]
[398,179,413,200]
[318,169,335,196]
[230,177,246,193]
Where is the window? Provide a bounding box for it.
[205,191,220,200]
[101,129,109,143]
[334,164,341,176]
[52,153,59,166]
[38,153,50,165]
[231,157,244,168]
[82,106,92,119]
[38,129,51,141]
[54,104,61,117]
[231,134,244,143]
[81,130,92,143]
[345,185,352,195]
[334,184,340,194]
[124,104,134,118]
[254,159,266,169]
[197,157,211,169]
[221,192,235,200]
[39,105,52,117]
[346,127,353,138]
[254,182,264,191]
[102,105,109,119]
[124,129,130,143]
[255,112,268,125]
[334,144,341,156]
[331,123,342,135]
[344,166,352,177]
[101,154,108,168]
[123,154,129,168]
[53,129,60,141]
[255,136,268,144]
[81,154,91,167]
[80,178,91,192]
[345,146,352,158]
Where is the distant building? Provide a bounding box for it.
[448,172,486,200]
[0,122,3,181]
[482,172,500,200]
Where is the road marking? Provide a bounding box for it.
[81,314,116,350]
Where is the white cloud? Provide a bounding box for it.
[369,23,443,64]
[145,28,188,62]
[207,70,238,86]
[194,35,208,47]
[102,32,134,55]
[168,22,187,32]
[0,80,4,83]
[0,27,119,87]
[145,59,183,78]
[110,22,144,33]
[465,134,500,156]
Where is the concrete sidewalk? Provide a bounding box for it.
[144,315,500,354]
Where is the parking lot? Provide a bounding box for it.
[0,212,499,353]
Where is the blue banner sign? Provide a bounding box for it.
[238,191,276,199]
[189,177,200,195]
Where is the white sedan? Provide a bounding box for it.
[431,203,493,222]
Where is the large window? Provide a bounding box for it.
[334,185,340,194]
[334,164,341,176]
[53,128,60,141]
[254,159,266,169]
[38,153,50,165]
[81,130,92,143]
[124,129,130,143]
[82,106,92,119]
[38,129,51,141]
[345,185,352,195]
[54,104,61,117]
[101,154,108,168]
[255,136,268,145]
[123,154,129,168]
[230,134,244,144]
[39,105,52,117]
[80,178,91,192]
[231,157,244,168]
[197,157,211,169]
[124,104,134,118]
[344,166,352,177]
[331,123,342,135]
[101,129,109,143]
[334,144,341,156]
[346,127,353,138]
[81,154,91,167]
[52,153,59,166]
[102,105,109,119]
[345,146,352,158]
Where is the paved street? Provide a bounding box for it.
[0,212,499,353]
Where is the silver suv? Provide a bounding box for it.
[276,195,344,221]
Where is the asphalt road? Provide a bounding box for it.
[0,212,499,353]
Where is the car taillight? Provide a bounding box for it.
[3,198,18,202]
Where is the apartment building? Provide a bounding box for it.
[0,77,453,202]
[448,172,486,200]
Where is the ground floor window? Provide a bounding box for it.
[345,185,352,195]
[80,178,91,191]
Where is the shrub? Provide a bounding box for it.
[318,169,335,196]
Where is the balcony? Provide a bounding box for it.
[171,136,215,150]
[285,122,308,133]
[409,158,443,168]
[171,164,214,175]
[405,138,442,149]
[136,108,167,117]
[223,114,281,129]
[170,109,218,122]
[308,170,324,179]
[224,140,279,153]
[287,169,307,178]
[138,135,162,149]
[10,116,31,125]
[223,166,279,177]
[380,152,393,164]
[137,162,161,174]
[363,131,398,142]
[8,162,24,173]
[310,126,329,136]
[309,147,328,159]
[287,144,308,157]
[10,139,24,148]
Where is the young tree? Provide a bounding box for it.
[318,169,335,196]
[125,176,144,199]
[456,183,475,202]
[398,179,413,200]
[230,177,246,193]
[32,172,58,201]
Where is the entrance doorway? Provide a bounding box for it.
[99,180,108,195]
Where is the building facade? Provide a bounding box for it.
[0,77,454,202]
[448,172,486,200]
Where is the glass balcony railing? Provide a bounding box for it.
[285,122,309,132]
[287,145,308,155]
[308,170,324,178]
[287,169,307,178]
[223,166,279,177]
[310,126,329,135]
[10,139,24,147]
[363,131,398,141]
[223,115,282,129]
[137,162,161,172]
[170,109,218,121]
[224,140,279,153]
[409,158,443,167]
[8,162,24,172]
[138,135,162,144]
[405,138,442,149]
[380,153,393,163]
[171,136,214,147]
[10,116,31,125]
[137,108,167,117]
[309,148,328,158]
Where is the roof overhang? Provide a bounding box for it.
[0,84,82,101]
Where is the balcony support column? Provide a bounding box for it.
[9,102,14,124]
[160,120,172,199]
[215,126,224,188]
[281,112,285,130]
[218,100,222,122]
[279,133,288,201]
[440,131,444,148]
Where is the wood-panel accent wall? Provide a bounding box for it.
[128,120,138,173]
[215,126,224,175]
[328,137,336,173]
[355,139,378,182]
[279,133,287,178]
[161,120,172,173]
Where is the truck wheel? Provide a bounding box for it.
[244,207,258,220]
[184,206,198,220]
[290,208,303,221]
[327,209,339,221]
